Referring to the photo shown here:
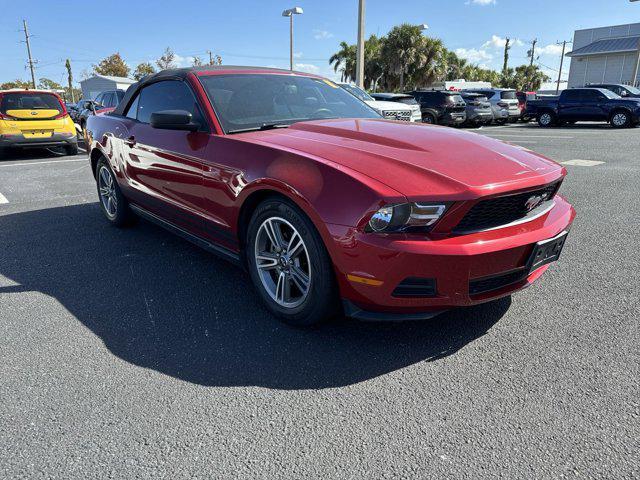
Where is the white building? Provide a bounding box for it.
[567,23,640,87]
[79,75,136,100]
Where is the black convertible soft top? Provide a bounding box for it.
[112,65,295,117]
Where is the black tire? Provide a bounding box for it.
[537,111,555,127]
[422,113,436,124]
[246,198,338,326]
[610,110,631,128]
[65,143,79,156]
[95,156,135,227]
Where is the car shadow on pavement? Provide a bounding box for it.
[0,203,511,389]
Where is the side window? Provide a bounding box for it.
[581,90,602,102]
[562,90,581,102]
[116,90,125,103]
[125,94,140,120]
[94,93,104,106]
[103,92,115,107]
[136,80,206,128]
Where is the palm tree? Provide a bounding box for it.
[329,42,356,83]
[444,50,468,81]
[380,24,425,90]
[407,36,446,88]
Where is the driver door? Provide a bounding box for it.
[117,80,212,236]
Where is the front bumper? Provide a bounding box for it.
[0,132,77,149]
[328,196,575,320]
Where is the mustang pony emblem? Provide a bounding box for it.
[525,193,548,212]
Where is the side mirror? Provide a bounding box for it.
[150,110,199,131]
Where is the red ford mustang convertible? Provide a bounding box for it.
[86,66,575,325]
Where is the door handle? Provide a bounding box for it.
[124,136,136,147]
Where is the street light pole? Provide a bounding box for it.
[282,7,303,71]
[355,0,365,88]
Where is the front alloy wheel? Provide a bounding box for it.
[611,112,630,128]
[247,199,337,326]
[254,217,311,309]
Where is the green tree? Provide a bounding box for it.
[443,50,468,81]
[94,53,130,77]
[133,62,155,80]
[329,41,357,83]
[37,78,63,91]
[156,47,176,70]
[1,79,33,89]
[192,56,203,67]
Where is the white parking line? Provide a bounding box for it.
[0,158,86,168]
[0,192,8,204]
[561,159,605,167]
[486,134,574,139]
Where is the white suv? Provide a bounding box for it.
[339,83,420,122]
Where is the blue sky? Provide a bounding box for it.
[1,0,638,86]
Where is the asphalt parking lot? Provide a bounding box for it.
[1,124,638,478]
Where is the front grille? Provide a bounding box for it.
[382,110,411,121]
[392,277,437,297]
[454,182,561,233]
[469,270,527,296]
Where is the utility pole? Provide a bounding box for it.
[22,19,37,89]
[556,40,568,94]
[65,59,75,103]
[528,38,537,67]
[207,50,213,66]
[355,0,365,88]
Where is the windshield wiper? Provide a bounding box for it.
[227,123,291,134]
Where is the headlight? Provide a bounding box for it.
[367,203,448,233]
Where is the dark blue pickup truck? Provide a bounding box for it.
[526,88,640,128]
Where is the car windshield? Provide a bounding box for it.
[599,89,621,99]
[626,85,640,95]
[0,92,63,115]
[341,84,374,102]
[199,74,381,133]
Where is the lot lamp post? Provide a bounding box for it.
[282,7,303,71]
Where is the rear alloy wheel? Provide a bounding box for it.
[96,157,134,227]
[247,199,337,326]
[538,112,555,127]
[610,111,631,128]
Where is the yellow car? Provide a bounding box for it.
[0,89,78,157]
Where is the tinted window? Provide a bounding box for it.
[469,90,495,99]
[0,92,63,115]
[199,74,380,133]
[500,91,517,100]
[116,90,125,102]
[562,90,582,102]
[103,92,115,107]
[136,80,205,126]
[94,93,104,105]
[581,90,605,102]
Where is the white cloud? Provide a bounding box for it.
[537,44,564,56]
[293,51,303,58]
[455,48,493,64]
[313,29,334,40]
[467,0,496,5]
[294,63,320,73]
[482,35,523,49]
[172,54,192,68]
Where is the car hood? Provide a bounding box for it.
[365,100,412,112]
[240,118,564,200]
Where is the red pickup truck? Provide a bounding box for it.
[86,66,575,326]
